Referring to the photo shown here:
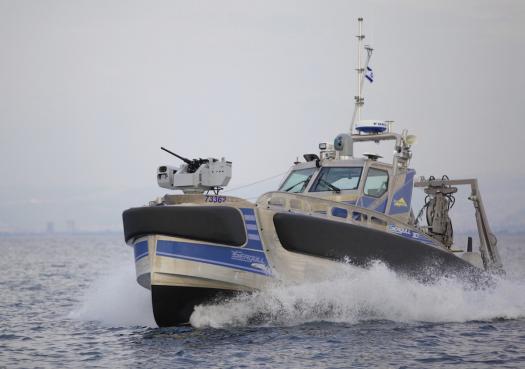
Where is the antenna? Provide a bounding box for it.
[350,18,373,133]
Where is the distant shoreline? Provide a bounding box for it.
[0,231,122,237]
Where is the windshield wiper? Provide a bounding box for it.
[285,176,312,192]
[319,178,341,193]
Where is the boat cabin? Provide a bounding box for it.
[278,132,416,223]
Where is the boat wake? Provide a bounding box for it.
[69,257,525,329]
[68,264,156,327]
[190,261,525,328]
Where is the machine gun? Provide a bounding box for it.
[157,147,232,194]
[161,147,209,173]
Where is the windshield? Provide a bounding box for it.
[310,167,363,192]
[279,167,317,193]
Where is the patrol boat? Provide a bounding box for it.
[122,19,503,327]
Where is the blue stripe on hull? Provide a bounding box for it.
[156,240,270,275]
[155,207,271,276]
[134,240,148,261]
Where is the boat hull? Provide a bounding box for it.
[273,212,481,283]
[124,204,272,326]
[123,196,484,327]
[151,285,236,326]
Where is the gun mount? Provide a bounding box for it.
[157,147,232,194]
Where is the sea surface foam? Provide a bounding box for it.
[190,262,525,328]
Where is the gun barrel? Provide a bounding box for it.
[160,147,192,164]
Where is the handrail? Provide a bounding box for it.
[256,191,442,248]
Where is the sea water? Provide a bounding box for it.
[1,234,524,368]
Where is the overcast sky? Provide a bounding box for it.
[1,0,524,232]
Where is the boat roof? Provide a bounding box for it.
[291,157,390,170]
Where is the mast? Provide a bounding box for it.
[357,18,363,124]
[350,18,373,133]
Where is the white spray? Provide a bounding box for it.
[190,262,525,329]
[70,244,525,329]
[69,263,156,327]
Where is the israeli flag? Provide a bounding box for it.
[365,66,374,83]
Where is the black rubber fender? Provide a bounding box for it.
[123,206,247,246]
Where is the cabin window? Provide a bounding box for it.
[364,168,389,197]
[310,167,363,192]
[279,167,317,193]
